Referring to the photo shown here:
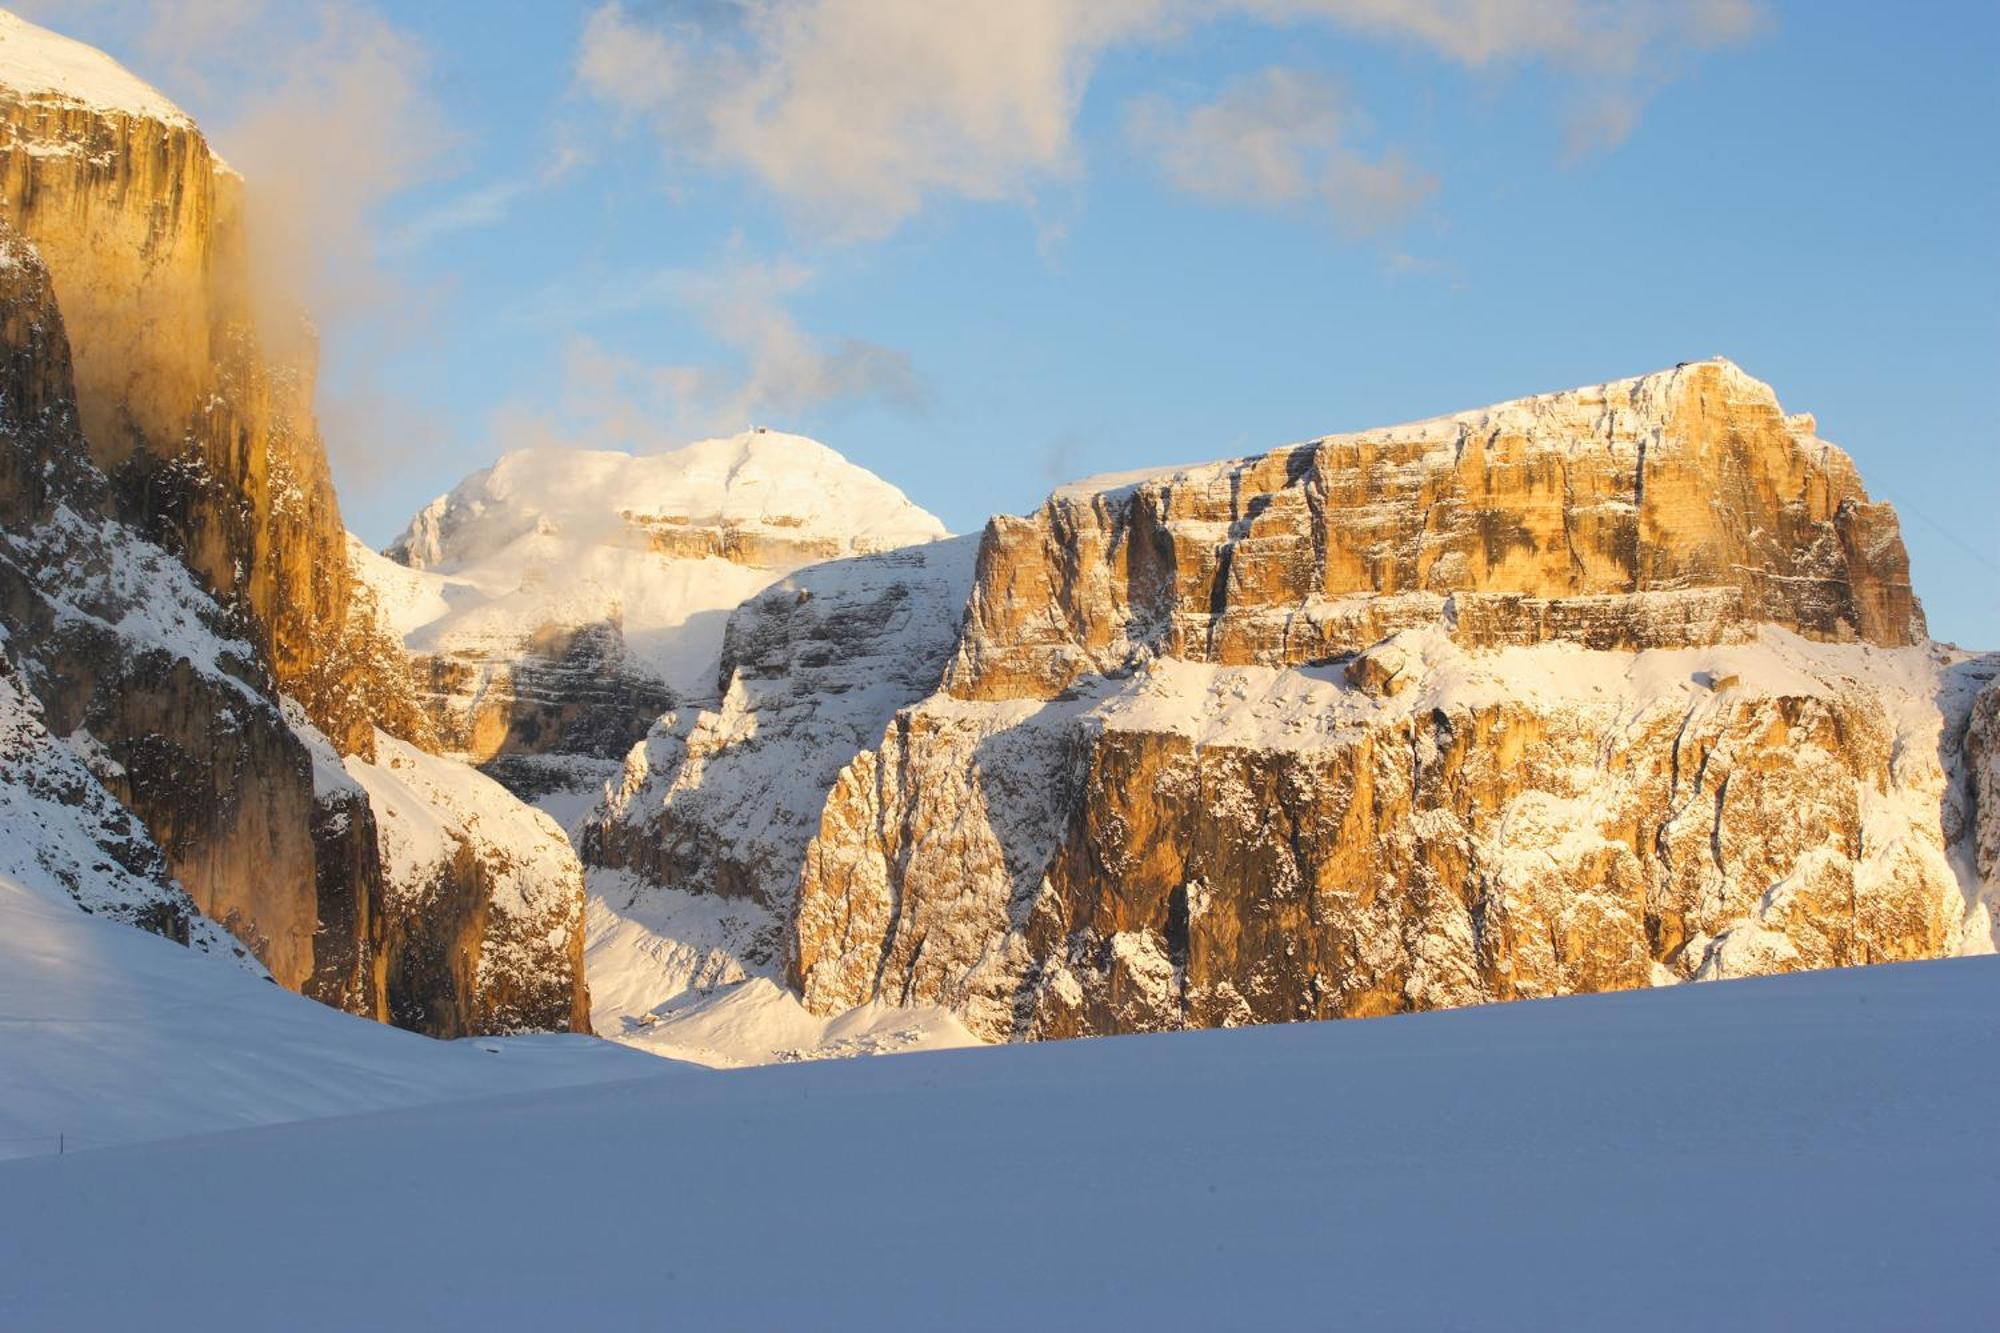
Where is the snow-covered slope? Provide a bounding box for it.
[378,432,946,695]
[3,956,1993,1327]
[0,852,655,1162]
[390,432,946,574]
[0,9,190,126]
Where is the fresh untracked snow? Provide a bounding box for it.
[0,9,191,126]
[0,865,655,1162]
[2,957,1994,1328]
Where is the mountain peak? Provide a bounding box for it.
[389,431,946,574]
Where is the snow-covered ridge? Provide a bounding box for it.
[1056,357,1829,501]
[0,9,190,127]
[389,431,947,573]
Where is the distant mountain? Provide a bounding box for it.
[361,434,949,796]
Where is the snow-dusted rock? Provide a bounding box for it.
[345,731,590,1035]
[791,368,1992,1040]
[583,536,978,960]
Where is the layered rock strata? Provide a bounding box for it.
[948,360,1923,703]
[788,365,1991,1040]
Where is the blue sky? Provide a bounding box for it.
[41,1,2000,645]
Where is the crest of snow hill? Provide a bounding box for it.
[0,11,1994,1052]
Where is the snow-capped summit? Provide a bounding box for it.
[360,430,951,782]
[0,9,191,126]
[388,431,947,573]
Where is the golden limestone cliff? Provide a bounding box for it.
[0,14,584,1035]
[947,360,1923,703]
[789,364,1996,1041]
[0,17,412,757]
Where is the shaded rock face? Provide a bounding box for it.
[345,732,591,1036]
[949,362,1924,704]
[410,621,675,771]
[584,538,978,964]
[1969,678,2000,896]
[790,367,1984,1042]
[0,653,244,958]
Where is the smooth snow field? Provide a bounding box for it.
[4,956,1996,1330]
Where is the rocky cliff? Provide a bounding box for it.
[948,360,1923,703]
[0,11,423,757]
[784,364,1994,1041]
[0,12,585,1036]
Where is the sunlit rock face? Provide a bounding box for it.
[790,366,1992,1041]
[0,10,410,758]
[0,16,586,1036]
[948,360,1924,703]
[0,220,327,989]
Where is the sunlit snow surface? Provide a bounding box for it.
[3,956,1996,1329]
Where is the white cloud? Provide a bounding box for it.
[1126,68,1433,234]
[576,0,1767,237]
[576,0,1173,241]
[1234,0,1764,72]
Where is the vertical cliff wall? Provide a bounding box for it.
[0,11,402,757]
[0,14,586,1036]
[946,360,1923,704]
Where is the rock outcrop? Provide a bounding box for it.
[787,365,1991,1041]
[0,13,585,1036]
[342,730,590,1035]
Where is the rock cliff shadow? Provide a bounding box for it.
[1937,652,2000,950]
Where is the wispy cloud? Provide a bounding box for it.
[18,0,458,488]
[386,145,585,255]
[1126,68,1434,235]
[497,252,923,451]
[574,0,1173,242]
